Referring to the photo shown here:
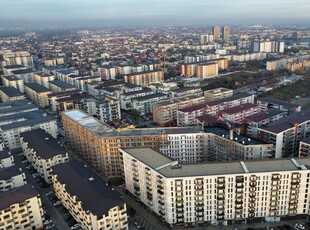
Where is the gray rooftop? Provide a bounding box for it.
[25,83,51,93]
[0,166,22,180]
[0,185,38,210]
[52,159,125,216]
[0,86,24,97]
[49,80,76,90]
[0,150,12,160]
[122,147,309,178]
[0,110,55,131]
[20,129,66,160]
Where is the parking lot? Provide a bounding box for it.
[13,149,80,230]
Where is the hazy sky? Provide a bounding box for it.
[0,0,309,27]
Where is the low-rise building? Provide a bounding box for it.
[0,150,14,169]
[121,147,310,226]
[0,110,57,149]
[47,90,83,112]
[52,159,128,230]
[11,68,36,83]
[0,166,26,192]
[120,89,154,110]
[20,129,69,183]
[0,86,25,102]
[170,87,203,99]
[0,185,43,230]
[24,83,52,108]
[204,87,233,102]
[48,80,76,93]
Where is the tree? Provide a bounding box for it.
[130,109,140,120]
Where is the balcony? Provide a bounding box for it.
[133,177,139,182]
[196,207,204,212]
[236,184,244,189]
[159,210,165,216]
[235,200,243,205]
[217,195,225,200]
[236,177,244,183]
[195,185,204,191]
[158,200,165,206]
[250,181,257,187]
[217,184,225,189]
[134,190,140,196]
[157,184,164,190]
[134,185,140,191]
[196,213,204,218]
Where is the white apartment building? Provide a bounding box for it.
[121,147,310,227]
[0,185,44,230]
[120,89,154,110]
[0,51,34,68]
[24,83,52,108]
[52,160,128,230]
[0,150,14,169]
[32,71,55,89]
[299,137,310,157]
[0,166,26,192]
[204,87,233,102]
[20,129,69,183]
[132,93,168,115]
[0,110,58,149]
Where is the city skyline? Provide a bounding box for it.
[1,0,310,28]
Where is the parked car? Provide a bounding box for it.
[45,223,55,229]
[43,220,52,226]
[71,223,81,229]
[53,200,61,206]
[46,191,54,196]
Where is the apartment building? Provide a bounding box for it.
[32,71,55,88]
[212,25,221,42]
[123,70,164,86]
[121,147,310,226]
[244,110,287,138]
[44,57,64,67]
[98,66,117,80]
[24,83,52,108]
[222,25,230,42]
[62,110,203,177]
[80,97,121,123]
[153,96,205,125]
[299,137,310,157]
[287,61,303,72]
[47,90,83,112]
[258,109,310,158]
[0,86,25,102]
[178,93,255,126]
[0,110,57,149]
[0,166,26,192]
[132,93,168,115]
[0,150,14,169]
[48,80,76,93]
[120,89,154,110]
[196,62,219,79]
[257,98,301,115]
[204,87,233,102]
[0,99,38,117]
[1,75,24,93]
[0,185,43,230]
[200,34,214,45]
[170,87,203,99]
[219,103,261,123]
[20,129,69,183]
[252,40,285,53]
[52,160,128,230]
[2,65,28,76]
[11,69,36,83]
[0,51,34,68]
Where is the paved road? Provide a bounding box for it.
[114,186,169,230]
[12,149,70,230]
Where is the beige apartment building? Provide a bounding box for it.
[52,159,128,230]
[20,129,69,183]
[24,83,52,108]
[121,147,310,227]
[123,70,164,86]
[0,185,44,230]
[204,87,233,102]
[196,62,219,79]
[32,71,55,89]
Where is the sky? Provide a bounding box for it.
[0,0,309,27]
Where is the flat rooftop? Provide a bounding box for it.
[259,109,310,134]
[34,71,53,77]
[52,159,124,216]
[0,110,55,131]
[20,129,66,159]
[25,83,51,93]
[0,166,23,180]
[0,86,24,97]
[49,80,76,90]
[221,103,257,114]
[245,109,286,123]
[0,150,11,160]
[123,147,310,178]
[0,185,38,210]
[258,97,300,109]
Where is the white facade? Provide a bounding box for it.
[121,148,310,226]
[0,150,15,169]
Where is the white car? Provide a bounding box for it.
[43,219,52,226]
[53,200,61,206]
[45,223,55,229]
[46,191,54,196]
[71,223,81,229]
